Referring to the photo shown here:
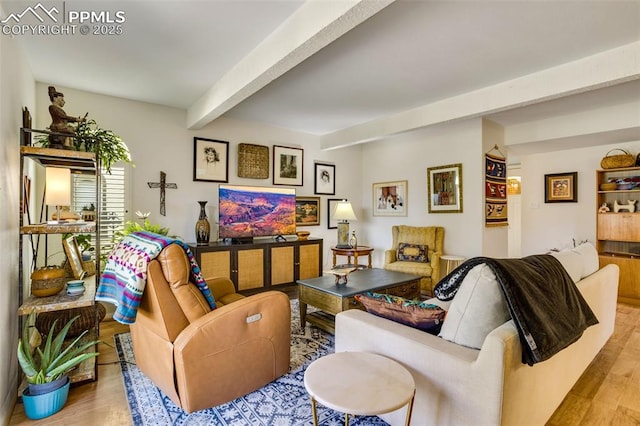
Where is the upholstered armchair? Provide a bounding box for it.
[383,225,444,296]
[129,243,291,413]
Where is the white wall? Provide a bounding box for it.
[0,22,36,425]
[520,140,640,255]
[34,83,363,270]
[359,119,486,267]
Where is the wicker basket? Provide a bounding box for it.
[601,149,635,169]
[35,304,106,337]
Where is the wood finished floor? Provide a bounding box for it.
[9,300,640,425]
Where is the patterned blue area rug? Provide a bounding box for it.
[115,300,388,425]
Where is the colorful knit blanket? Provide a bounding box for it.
[96,231,216,324]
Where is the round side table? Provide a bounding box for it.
[441,254,466,275]
[331,245,374,269]
[304,351,415,426]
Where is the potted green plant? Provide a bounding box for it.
[35,118,132,174]
[17,311,100,419]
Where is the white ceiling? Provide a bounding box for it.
[3,0,640,148]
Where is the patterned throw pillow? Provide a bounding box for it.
[397,243,429,262]
[355,292,446,334]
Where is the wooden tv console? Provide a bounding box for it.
[189,238,323,294]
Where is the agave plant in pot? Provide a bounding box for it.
[17,311,100,419]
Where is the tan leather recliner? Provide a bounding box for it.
[383,225,444,296]
[129,243,291,413]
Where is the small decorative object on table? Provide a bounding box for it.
[195,201,210,244]
[325,266,357,285]
[349,230,357,249]
[296,230,310,241]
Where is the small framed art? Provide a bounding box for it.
[273,145,303,186]
[373,180,407,216]
[314,162,335,195]
[327,198,342,229]
[295,196,320,226]
[63,236,86,280]
[193,137,229,182]
[428,163,463,213]
[545,172,578,203]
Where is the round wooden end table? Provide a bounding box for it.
[331,245,374,269]
[304,351,415,426]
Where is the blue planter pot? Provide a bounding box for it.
[27,375,68,396]
[22,376,70,420]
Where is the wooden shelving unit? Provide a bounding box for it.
[596,166,640,304]
[18,129,102,392]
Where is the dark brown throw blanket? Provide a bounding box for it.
[433,255,598,366]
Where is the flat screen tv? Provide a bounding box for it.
[218,184,296,242]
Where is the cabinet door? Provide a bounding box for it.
[299,242,321,280]
[237,248,264,291]
[599,255,640,302]
[597,213,640,242]
[271,245,295,285]
[200,250,232,282]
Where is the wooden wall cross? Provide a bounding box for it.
[147,171,177,216]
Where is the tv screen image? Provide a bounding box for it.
[218,184,296,240]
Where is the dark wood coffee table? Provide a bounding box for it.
[297,268,421,333]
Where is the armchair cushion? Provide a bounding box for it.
[397,243,429,262]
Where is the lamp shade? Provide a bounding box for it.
[333,201,357,222]
[45,168,71,206]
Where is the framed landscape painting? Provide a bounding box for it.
[295,196,320,226]
[372,181,407,216]
[428,163,463,213]
[193,137,229,182]
[273,145,303,186]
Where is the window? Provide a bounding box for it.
[71,165,128,260]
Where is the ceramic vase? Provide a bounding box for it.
[195,201,211,245]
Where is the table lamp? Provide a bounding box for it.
[332,200,357,248]
[45,167,71,224]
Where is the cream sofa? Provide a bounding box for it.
[335,262,619,426]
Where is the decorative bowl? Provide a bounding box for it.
[599,182,617,191]
[296,231,310,241]
[66,280,85,288]
[617,182,634,190]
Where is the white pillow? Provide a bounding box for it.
[549,250,582,283]
[438,264,510,349]
[571,242,599,278]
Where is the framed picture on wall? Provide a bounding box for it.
[273,145,303,186]
[295,196,320,226]
[427,163,463,213]
[372,180,407,216]
[193,137,229,182]
[314,162,335,195]
[544,172,578,203]
[327,198,342,229]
